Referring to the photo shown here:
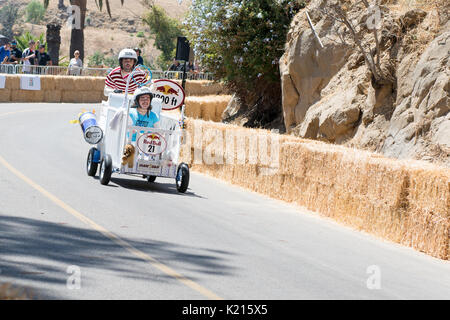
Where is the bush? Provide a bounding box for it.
[184,0,301,128]
[136,31,145,38]
[26,0,46,24]
[87,51,118,68]
[88,51,105,67]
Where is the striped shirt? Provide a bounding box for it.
[105,67,146,93]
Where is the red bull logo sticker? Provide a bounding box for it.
[151,79,185,110]
[137,132,167,156]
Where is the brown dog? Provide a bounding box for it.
[122,144,135,168]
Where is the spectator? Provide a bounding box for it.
[134,48,144,66]
[0,42,11,64]
[37,44,52,66]
[187,61,195,72]
[8,41,22,65]
[68,50,83,76]
[22,40,38,74]
[168,58,179,71]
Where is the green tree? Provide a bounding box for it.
[26,0,46,24]
[0,2,19,40]
[142,5,183,69]
[184,0,302,129]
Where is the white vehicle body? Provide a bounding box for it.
[96,93,182,179]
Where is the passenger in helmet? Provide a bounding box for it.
[104,48,146,96]
[130,87,160,128]
[128,87,160,141]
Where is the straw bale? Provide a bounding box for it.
[184,98,201,119]
[40,76,56,90]
[44,90,61,103]
[10,89,44,102]
[55,76,77,91]
[61,90,102,103]
[5,75,20,90]
[182,118,450,260]
[75,77,101,91]
[173,80,226,96]
[0,89,11,102]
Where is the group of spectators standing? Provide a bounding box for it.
[168,58,199,73]
[0,40,53,74]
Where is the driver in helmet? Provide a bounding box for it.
[104,48,146,96]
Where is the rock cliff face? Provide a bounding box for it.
[280,0,449,166]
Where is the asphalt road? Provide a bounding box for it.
[0,103,449,300]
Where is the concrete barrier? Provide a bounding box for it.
[0,75,226,103]
[180,119,450,260]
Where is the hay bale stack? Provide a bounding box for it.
[185,95,232,122]
[44,90,61,103]
[55,76,77,91]
[181,118,450,260]
[40,76,56,91]
[0,89,11,102]
[10,89,44,102]
[61,90,102,103]
[173,80,226,96]
[5,75,20,90]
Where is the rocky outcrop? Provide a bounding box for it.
[280,0,449,166]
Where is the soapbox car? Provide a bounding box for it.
[85,66,190,193]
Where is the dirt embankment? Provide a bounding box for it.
[279,0,449,167]
[8,0,190,65]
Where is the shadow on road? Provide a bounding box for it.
[110,177,205,199]
[0,215,233,299]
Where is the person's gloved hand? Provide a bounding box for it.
[113,89,123,93]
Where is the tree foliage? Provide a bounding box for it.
[142,5,183,69]
[183,0,302,128]
[26,0,46,24]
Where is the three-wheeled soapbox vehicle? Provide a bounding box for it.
[85,66,190,193]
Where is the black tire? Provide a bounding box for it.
[147,175,157,183]
[86,147,98,177]
[176,163,189,193]
[99,154,112,185]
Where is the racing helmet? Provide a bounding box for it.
[134,86,154,111]
[118,48,138,70]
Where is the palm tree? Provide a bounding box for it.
[43,0,122,64]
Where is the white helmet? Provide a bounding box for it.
[118,48,138,61]
[118,48,138,70]
[134,86,154,107]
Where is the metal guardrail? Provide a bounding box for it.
[0,64,214,80]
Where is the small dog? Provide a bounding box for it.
[122,144,135,168]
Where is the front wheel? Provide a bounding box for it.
[86,147,98,177]
[176,163,189,193]
[147,175,157,183]
[99,154,112,185]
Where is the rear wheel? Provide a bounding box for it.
[147,175,157,183]
[99,154,112,185]
[176,163,189,193]
[86,148,98,177]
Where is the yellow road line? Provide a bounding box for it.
[0,154,222,300]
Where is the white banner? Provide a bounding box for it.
[20,75,41,91]
[0,75,5,89]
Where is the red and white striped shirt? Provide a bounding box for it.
[105,67,146,94]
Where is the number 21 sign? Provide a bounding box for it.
[136,132,167,156]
